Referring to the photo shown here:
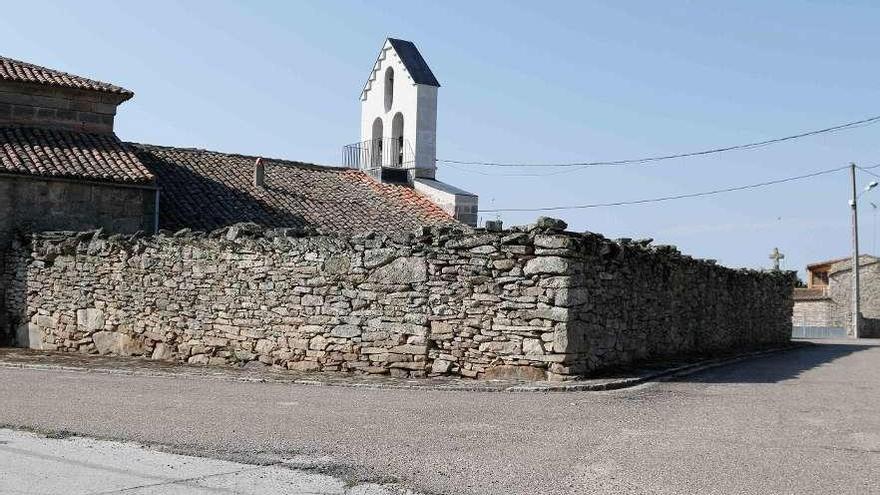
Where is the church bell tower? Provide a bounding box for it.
[345,38,478,227]
[357,38,440,182]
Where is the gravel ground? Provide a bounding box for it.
[1,339,878,494]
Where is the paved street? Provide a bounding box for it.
[0,428,417,495]
[1,340,878,495]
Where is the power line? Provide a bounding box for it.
[440,114,880,170]
[480,164,854,213]
[857,164,880,180]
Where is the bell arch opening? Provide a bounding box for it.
[391,112,404,167]
[370,117,383,169]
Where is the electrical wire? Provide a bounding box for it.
[857,164,880,180]
[479,164,854,213]
[440,114,880,170]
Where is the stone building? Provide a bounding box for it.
[792,255,880,337]
[0,39,478,343]
[0,56,158,249]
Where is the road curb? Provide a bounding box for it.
[507,342,811,392]
[0,342,809,393]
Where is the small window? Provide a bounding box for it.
[384,67,394,111]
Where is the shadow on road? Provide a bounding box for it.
[672,341,877,384]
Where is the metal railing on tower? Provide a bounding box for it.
[343,137,415,171]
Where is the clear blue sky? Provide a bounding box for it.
[4,0,880,278]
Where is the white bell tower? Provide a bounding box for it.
[347,38,478,227]
[358,38,439,181]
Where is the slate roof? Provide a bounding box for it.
[130,144,456,235]
[387,38,440,87]
[0,126,154,184]
[0,55,134,100]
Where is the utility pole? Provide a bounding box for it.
[851,162,861,339]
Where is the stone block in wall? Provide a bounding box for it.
[76,308,105,332]
[151,343,174,361]
[368,257,427,284]
[14,323,44,349]
[522,338,544,355]
[524,257,570,276]
[478,341,520,355]
[331,324,361,338]
[482,365,547,381]
[92,331,144,356]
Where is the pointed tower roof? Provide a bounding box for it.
[386,38,440,87]
[361,38,439,100]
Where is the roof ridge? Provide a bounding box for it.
[126,142,350,173]
[0,55,133,99]
[133,142,459,234]
[807,254,879,268]
[0,123,118,137]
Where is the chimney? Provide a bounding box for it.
[253,158,265,187]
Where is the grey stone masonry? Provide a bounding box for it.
[792,298,834,328]
[0,176,157,344]
[0,81,127,134]
[0,175,157,250]
[822,259,880,337]
[1,219,794,380]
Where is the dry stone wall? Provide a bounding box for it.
[560,237,794,374]
[2,220,794,379]
[0,176,156,344]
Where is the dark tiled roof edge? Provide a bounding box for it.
[0,55,134,100]
[128,141,457,235]
[0,125,154,185]
[127,142,349,173]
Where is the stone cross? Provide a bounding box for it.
[769,247,785,271]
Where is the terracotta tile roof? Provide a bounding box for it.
[806,257,850,270]
[130,144,457,235]
[0,126,154,184]
[0,55,133,100]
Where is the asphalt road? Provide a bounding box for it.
[0,428,417,495]
[1,339,878,495]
